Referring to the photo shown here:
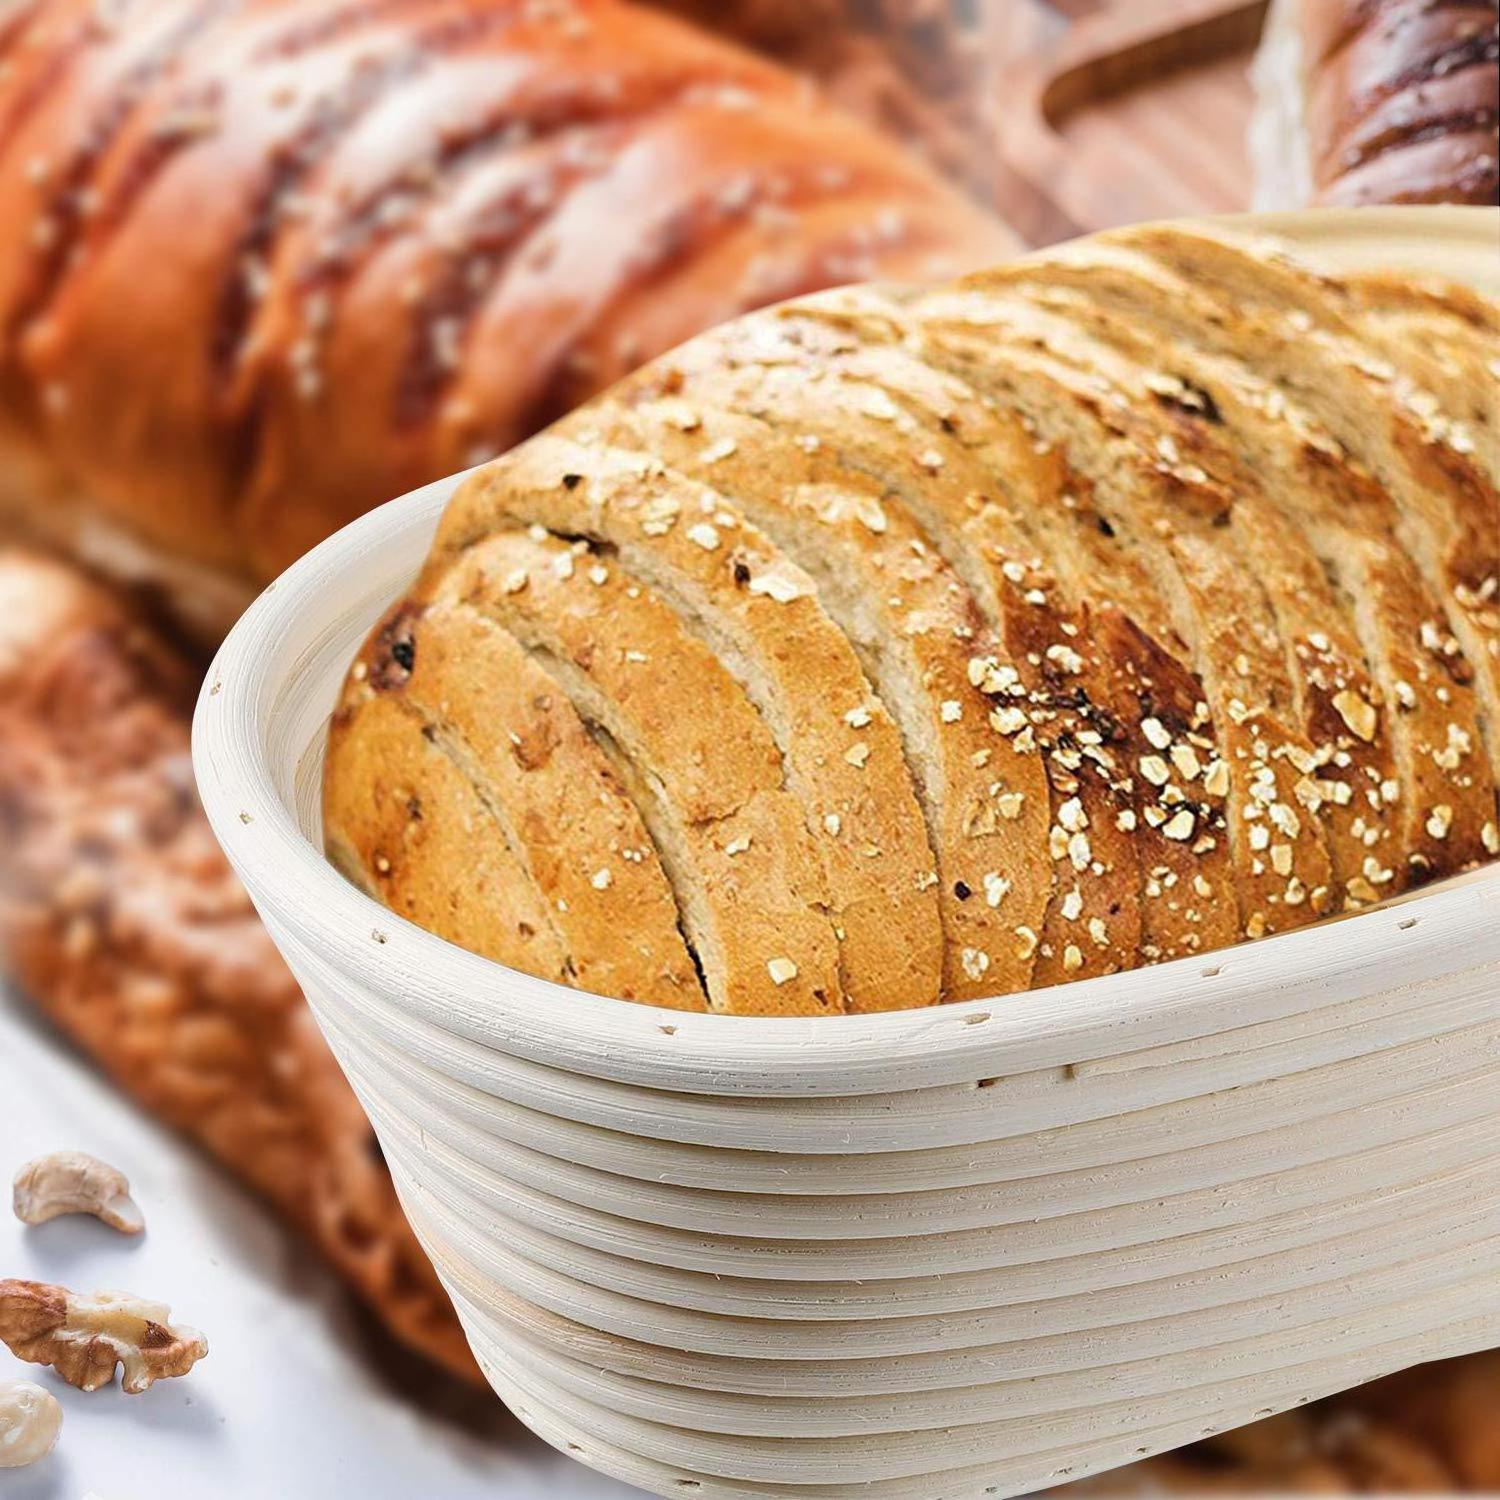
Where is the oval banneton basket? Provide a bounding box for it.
[195,207,1500,1499]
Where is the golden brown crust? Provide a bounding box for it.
[421,431,947,1013]
[581,388,1054,999]
[785,289,1242,957]
[328,227,1499,1012]
[659,298,1235,970]
[0,546,479,1384]
[430,434,952,1012]
[613,344,1145,986]
[964,234,1497,880]
[443,523,846,1017]
[908,306,1339,941]
[326,596,704,1009]
[876,289,1326,948]
[0,0,1010,627]
[1298,0,1499,207]
[1339,269,1500,488]
[1104,226,1499,795]
[933,284,1410,909]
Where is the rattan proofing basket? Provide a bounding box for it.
[194,208,1500,1499]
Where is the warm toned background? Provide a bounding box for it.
[0,0,1495,1494]
[988,0,1266,239]
[687,0,1271,244]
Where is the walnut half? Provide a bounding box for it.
[0,1280,207,1393]
[12,1151,144,1234]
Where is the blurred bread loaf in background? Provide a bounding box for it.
[0,545,479,1382]
[0,0,1010,639]
[652,0,992,189]
[1253,0,1499,207]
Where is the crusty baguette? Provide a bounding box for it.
[0,545,479,1384]
[1251,0,1499,209]
[0,0,1011,637]
[325,226,1499,1014]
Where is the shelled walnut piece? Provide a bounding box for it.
[325,222,1500,1015]
[12,1152,144,1235]
[0,1279,207,1394]
[0,1379,62,1469]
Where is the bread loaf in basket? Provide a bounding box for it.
[324,222,1500,1015]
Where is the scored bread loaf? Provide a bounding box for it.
[0,0,1011,638]
[1252,0,1499,208]
[324,223,1500,1015]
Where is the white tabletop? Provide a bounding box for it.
[0,984,641,1500]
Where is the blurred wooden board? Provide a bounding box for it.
[990,0,1269,245]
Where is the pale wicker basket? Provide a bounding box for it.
[194,208,1500,1499]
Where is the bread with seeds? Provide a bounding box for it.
[974,227,1498,865]
[0,0,1012,640]
[601,333,1148,983]
[1338,270,1500,487]
[942,283,1407,907]
[326,225,1500,1015]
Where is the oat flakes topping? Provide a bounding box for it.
[1332,689,1378,742]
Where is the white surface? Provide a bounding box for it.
[190,207,1500,1499]
[0,984,641,1500]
